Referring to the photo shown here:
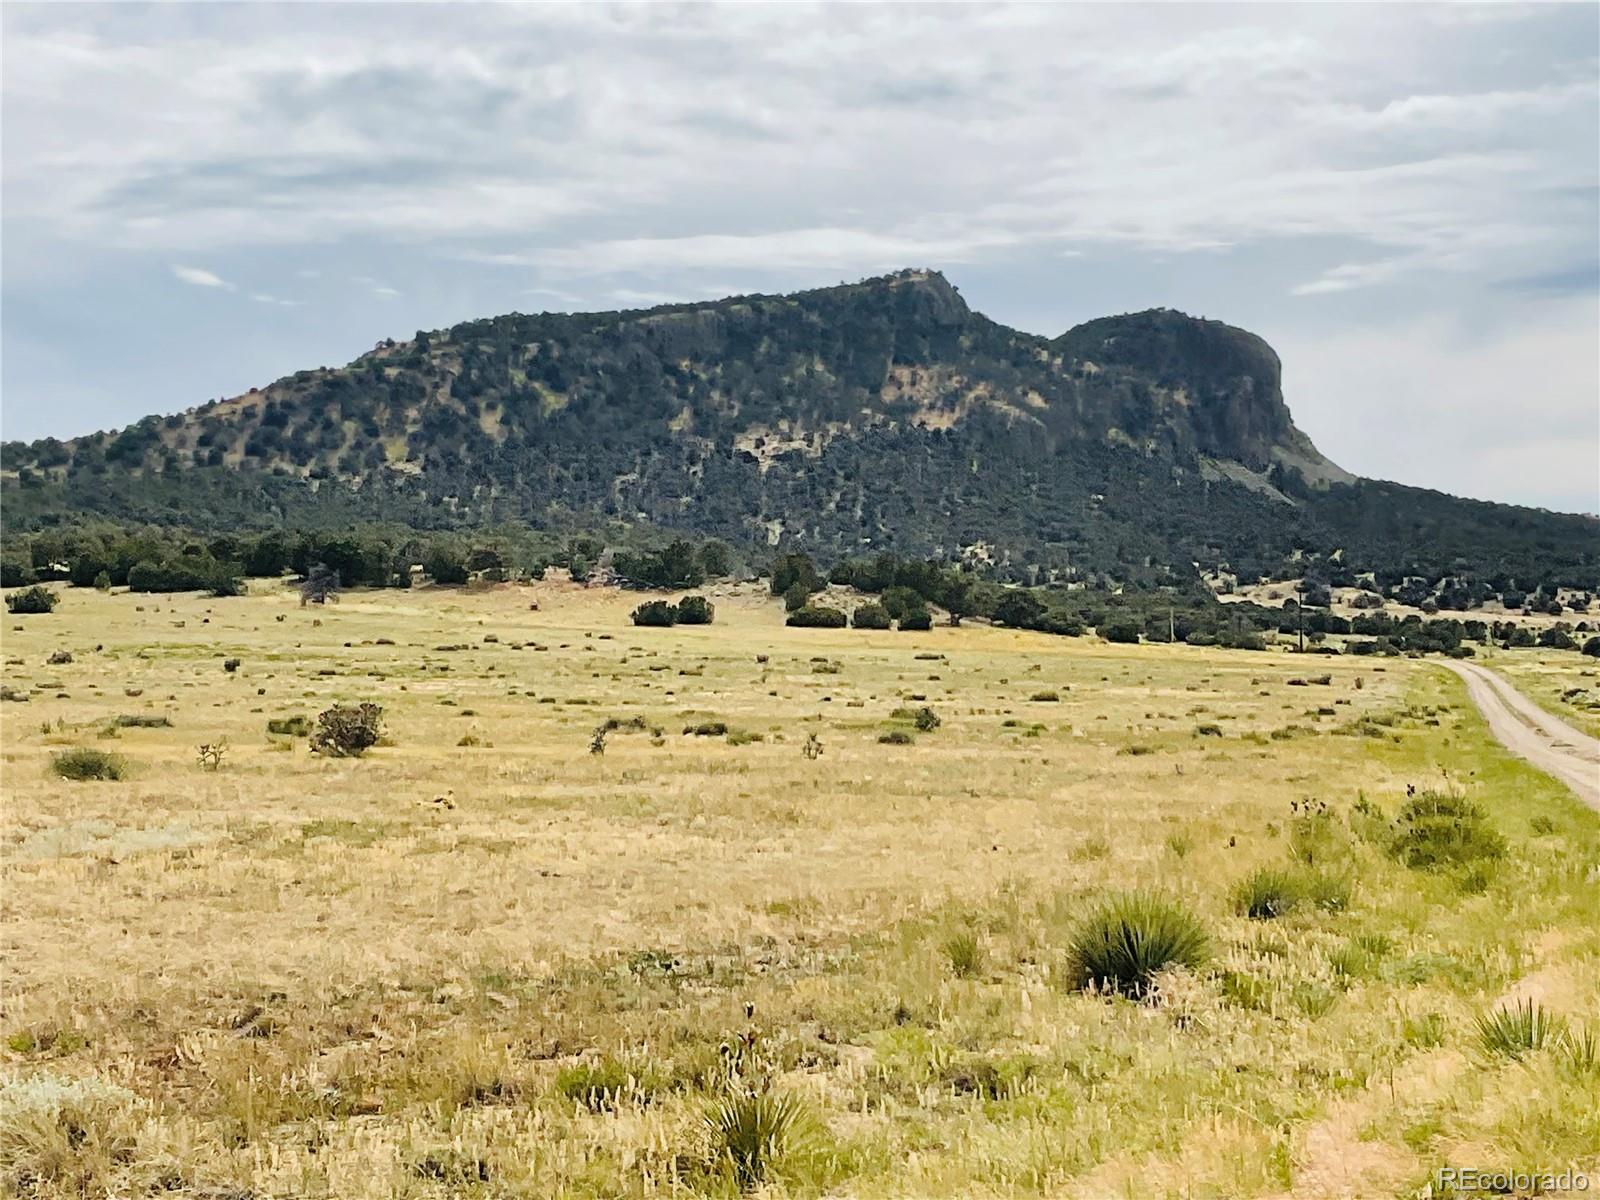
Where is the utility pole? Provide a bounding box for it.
[1296,582,1306,653]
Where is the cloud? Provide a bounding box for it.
[1275,292,1600,513]
[171,264,232,289]
[2,3,1595,508]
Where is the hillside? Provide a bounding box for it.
[4,269,1595,587]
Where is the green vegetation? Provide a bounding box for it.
[6,585,58,614]
[308,703,384,758]
[6,272,1595,597]
[50,747,129,781]
[1064,892,1210,998]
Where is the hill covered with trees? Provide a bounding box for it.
[4,269,1595,592]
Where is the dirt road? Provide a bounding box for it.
[1440,660,1600,811]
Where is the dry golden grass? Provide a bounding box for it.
[2,581,1596,1198]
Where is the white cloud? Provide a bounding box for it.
[171,264,231,289]
[2,4,1595,507]
[1274,292,1600,513]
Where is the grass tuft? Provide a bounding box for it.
[1232,868,1300,920]
[1065,891,1210,998]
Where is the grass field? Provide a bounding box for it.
[3,581,1597,1199]
[1478,647,1600,739]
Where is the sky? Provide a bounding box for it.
[3,3,1597,513]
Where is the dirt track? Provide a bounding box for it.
[1440,660,1600,811]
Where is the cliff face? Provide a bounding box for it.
[7,268,1591,589]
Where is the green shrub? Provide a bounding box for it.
[1475,999,1566,1061]
[786,604,847,628]
[912,706,941,732]
[555,1058,631,1111]
[50,747,128,782]
[897,608,933,632]
[1232,868,1301,920]
[6,586,58,615]
[631,600,678,627]
[1388,789,1506,870]
[1065,892,1210,998]
[851,602,891,630]
[1302,870,1352,912]
[878,730,914,745]
[684,721,728,737]
[703,1088,812,1188]
[309,703,384,757]
[113,714,171,728]
[675,595,715,625]
[266,715,312,737]
[1031,690,1060,702]
[1102,621,1141,644]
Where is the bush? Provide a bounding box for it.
[266,715,312,737]
[631,600,678,627]
[6,586,58,615]
[113,714,170,728]
[1476,999,1567,1061]
[787,604,847,628]
[912,706,941,732]
[555,1058,631,1112]
[851,602,891,630]
[703,1088,812,1189]
[878,730,914,745]
[675,595,715,625]
[897,607,933,632]
[1065,892,1209,997]
[1232,868,1300,920]
[1102,621,1141,644]
[309,703,384,757]
[1302,870,1352,912]
[1388,789,1506,870]
[50,747,128,781]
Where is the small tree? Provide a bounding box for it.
[631,600,679,627]
[993,590,1046,630]
[423,545,469,586]
[1102,621,1142,644]
[309,703,384,757]
[942,577,975,627]
[897,607,933,632]
[782,581,812,612]
[299,562,341,606]
[851,602,891,630]
[786,604,848,628]
[6,585,58,615]
[676,595,715,625]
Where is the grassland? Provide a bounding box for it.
[2,581,1597,1198]
[1477,646,1600,739]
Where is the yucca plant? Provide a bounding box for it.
[1559,1023,1598,1075]
[1065,891,1210,998]
[704,1086,811,1188]
[1232,868,1301,920]
[1475,999,1567,1061]
[941,931,985,979]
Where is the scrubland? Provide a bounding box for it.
[2,582,1596,1198]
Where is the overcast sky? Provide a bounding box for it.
[3,3,1596,512]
